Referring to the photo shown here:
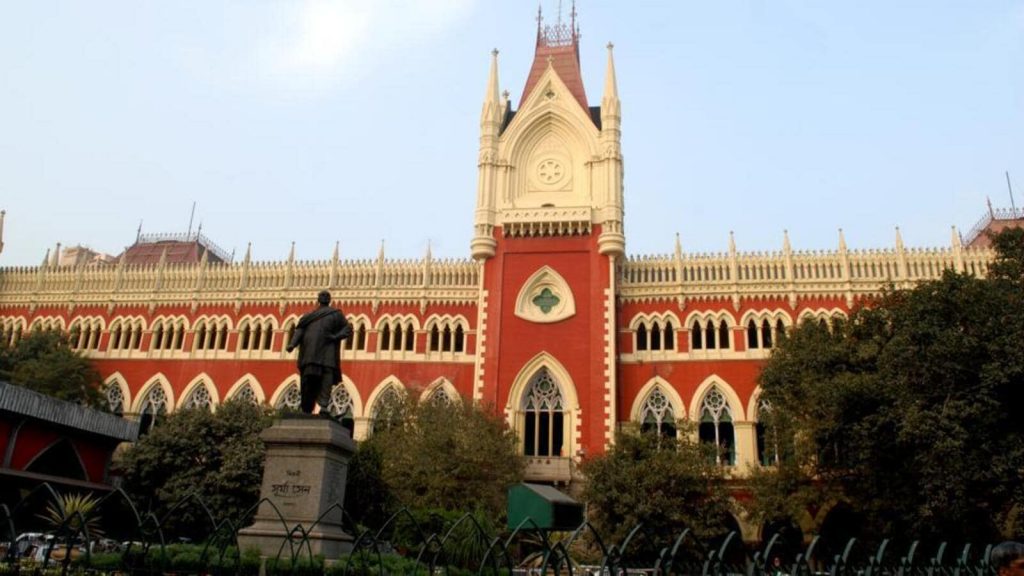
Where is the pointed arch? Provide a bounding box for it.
[131,373,174,413]
[747,385,768,423]
[420,377,461,405]
[689,375,746,422]
[629,377,686,423]
[506,352,581,459]
[506,352,580,415]
[366,376,407,414]
[102,372,130,415]
[332,374,363,417]
[367,376,407,433]
[226,374,265,405]
[179,373,219,411]
[269,375,301,408]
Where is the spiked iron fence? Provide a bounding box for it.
[0,484,1001,576]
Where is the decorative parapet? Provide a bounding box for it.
[500,207,592,238]
[620,244,994,305]
[0,257,480,309]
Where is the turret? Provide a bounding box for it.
[596,42,625,257]
[471,49,503,260]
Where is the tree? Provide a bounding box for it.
[356,397,524,521]
[751,229,1024,542]
[118,400,272,538]
[581,428,732,546]
[0,330,103,406]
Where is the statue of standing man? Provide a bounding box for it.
[286,290,353,415]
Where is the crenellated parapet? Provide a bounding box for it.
[0,256,480,312]
[619,233,993,307]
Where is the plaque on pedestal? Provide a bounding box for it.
[238,416,355,559]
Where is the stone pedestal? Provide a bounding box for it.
[238,416,355,559]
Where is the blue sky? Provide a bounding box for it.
[1,1,1021,266]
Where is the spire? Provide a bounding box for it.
[674,233,682,260]
[894,226,904,250]
[244,242,252,264]
[602,42,619,104]
[481,49,503,127]
[331,241,339,263]
[42,248,51,268]
[728,231,736,255]
[0,210,5,255]
[951,225,962,249]
[425,239,433,262]
[377,239,386,263]
[838,228,847,252]
[782,229,792,254]
[52,243,62,267]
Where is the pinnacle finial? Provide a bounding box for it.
[602,39,619,104]
[332,241,339,261]
[783,229,792,252]
[244,242,252,263]
[895,226,904,249]
[838,228,847,251]
[951,225,962,248]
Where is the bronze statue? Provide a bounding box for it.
[286,290,352,414]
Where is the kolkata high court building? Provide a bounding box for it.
[0,8,1014,533]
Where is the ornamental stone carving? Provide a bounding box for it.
[514,266,576,324]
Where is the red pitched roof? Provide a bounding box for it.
[519,24,589,114]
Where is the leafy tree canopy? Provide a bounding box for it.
[118,400,273,538]
[353,397,524,523]
[581,428,732,545]
[0,329,103,406]
[750,228,1024,542]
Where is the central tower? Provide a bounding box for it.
[471,9,624,480]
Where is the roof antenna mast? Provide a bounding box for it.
[187,201,197,237]
[1007,171,1017,216]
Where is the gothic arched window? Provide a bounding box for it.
[756,399,779,466]
[183,384,213,411]
[691,320,703,350]
[276,383,301,411]
[371,386,404,433]
[761,319,773,349]
[105,383,125,416]
[139,385,168,435]
[747,319,759,349]
[231,383,259,405]
[639,387,676,438]
[328,385,356,436]
[698,388,735,465]
[454,325,465,352]
[522,369,565,458]
[427,386,454,406]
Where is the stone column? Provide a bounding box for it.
[733,421,758,471]
[238,417,355,559]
